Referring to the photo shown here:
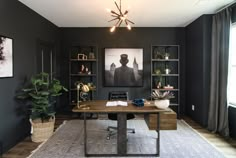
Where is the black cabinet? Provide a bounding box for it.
[151,45,180,116]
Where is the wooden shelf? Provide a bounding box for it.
[169,103,179,106]
[70,88,97,92]
[70,74,96,77]
[152,59,179,62]
[152,89,179,91]
[152,74,179,77]
[70,59,97,62]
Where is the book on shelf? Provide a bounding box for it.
[106,101,128,107]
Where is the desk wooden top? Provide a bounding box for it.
[72,100,171,113]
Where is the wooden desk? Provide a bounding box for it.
[72,100,171,157]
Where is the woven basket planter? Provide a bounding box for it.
[30,116,55,143]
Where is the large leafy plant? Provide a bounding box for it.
[17,72,67,122]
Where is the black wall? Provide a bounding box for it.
[0,0,60,153]
[61,28,186,114]
[185,15,212,127]
[229,106,236,138]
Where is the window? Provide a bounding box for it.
[228,24,236,106]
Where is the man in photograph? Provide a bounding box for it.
[114,54,136,86]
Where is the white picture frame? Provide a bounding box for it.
[0,35,13,78]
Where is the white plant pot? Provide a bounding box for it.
[154,99,170,109]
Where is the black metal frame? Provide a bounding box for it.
[151,44,180,118]
[83,112,160,157]
[69,44,98,107]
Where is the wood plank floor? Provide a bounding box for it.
[2,114,236,158]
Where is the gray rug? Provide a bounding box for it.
[28,120,225,158]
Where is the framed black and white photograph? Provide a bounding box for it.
[104,48,143,87]
[0,35,13,78]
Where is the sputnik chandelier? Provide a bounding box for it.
[107,0,134,32]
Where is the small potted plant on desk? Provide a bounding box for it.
[17,72,67,142]
[151,90,174,109]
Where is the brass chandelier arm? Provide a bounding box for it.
[114,0,122,15]
[125,19,128,25]
[124,10,129,15]
[127,19,135,24]
[110,10,120,16]
[111,15,118,18]
[115,19,122,26]
[108,17,120,22]
[117,19,123,27]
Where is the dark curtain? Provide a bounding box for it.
[208,8,231,137]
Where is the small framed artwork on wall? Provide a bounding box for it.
[104,48,143,87]
[0,35,13,78]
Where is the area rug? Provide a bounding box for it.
[28,120,225,158]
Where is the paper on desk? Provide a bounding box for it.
[106,101,128,106]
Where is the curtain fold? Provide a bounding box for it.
[208,8,231,137]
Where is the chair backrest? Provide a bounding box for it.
[108,91,129,101]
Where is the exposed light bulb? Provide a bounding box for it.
[110,26,116,32]
[127,24,131,30]
[106,8,111,13]
[120,16,126,21]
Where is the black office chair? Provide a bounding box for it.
[107,91,135,140]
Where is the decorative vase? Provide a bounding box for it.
[154,99,170,109]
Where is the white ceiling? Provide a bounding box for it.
[18,0,235,27]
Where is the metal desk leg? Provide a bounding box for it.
[156,113,160,156]
[84,112,87,156]
[117,113,127,155]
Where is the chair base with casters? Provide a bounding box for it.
[107,91,136,140]
[106,113,135,140]
[106,126,135,140]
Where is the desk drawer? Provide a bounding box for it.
[145,111,177,130]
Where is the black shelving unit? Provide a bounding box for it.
[69,45,98,107]
[151,45,180,116]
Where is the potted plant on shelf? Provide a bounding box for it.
[151,90,174,109]
[17,72,68,142]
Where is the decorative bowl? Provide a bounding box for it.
[154,99,170,109]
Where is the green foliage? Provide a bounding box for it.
[17,72,68,122]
